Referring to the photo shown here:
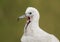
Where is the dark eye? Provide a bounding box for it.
[29,12,32,14]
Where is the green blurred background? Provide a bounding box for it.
[0,0,60,42]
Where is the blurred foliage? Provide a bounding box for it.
[0,0,60,42]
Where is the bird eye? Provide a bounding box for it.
[29,12,32,14]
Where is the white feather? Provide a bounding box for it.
[20,7,60,42]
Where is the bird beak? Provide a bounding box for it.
[17,14,26,21]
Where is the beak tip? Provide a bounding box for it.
[17,18,19,21]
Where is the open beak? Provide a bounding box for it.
[17,14,30,21]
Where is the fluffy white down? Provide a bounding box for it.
[20,7,60,42]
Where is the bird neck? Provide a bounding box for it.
[24,16,41,35]
[31,19,39,26]
[24,20,39,36]
[30,16,40,26]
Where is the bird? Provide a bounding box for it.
[18,7,60,42]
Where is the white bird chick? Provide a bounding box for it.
[18,7,60,42]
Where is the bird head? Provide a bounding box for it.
[17,7,40,22]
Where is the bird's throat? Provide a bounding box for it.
[25,20,31,30]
